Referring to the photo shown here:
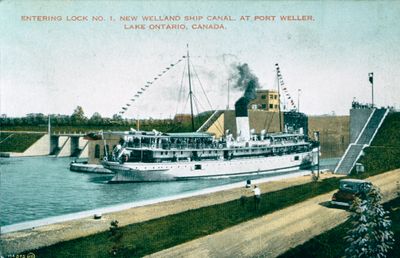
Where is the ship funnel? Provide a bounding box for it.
[231,63,260,141]
[235,96,251,140]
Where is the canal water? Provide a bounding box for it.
[0,157,339,227]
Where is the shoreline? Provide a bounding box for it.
[1,170,338,255]
[1,170,317,234]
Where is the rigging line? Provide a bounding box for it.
[193,95,224,135]
[191,61,225,134]
[190,60,214,110]
[120,57,184,117]
[175,62,187,116]
[193,94,201,127]
[181,93,190,115]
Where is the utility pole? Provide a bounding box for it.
[368,72,374,107]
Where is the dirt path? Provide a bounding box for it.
[147,169,400,258]
[0,172,337,255]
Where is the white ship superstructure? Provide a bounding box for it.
[102,129,316,182]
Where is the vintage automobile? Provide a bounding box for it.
[331,179,372,207]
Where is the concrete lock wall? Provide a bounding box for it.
[11,134,50,157]
[70,137,80,156]
[249,110,283,134]
[308,115,350,158]
[50,136,59,155]
[206,113,225,138]
[350,108,373,143]
[222,110,283,138]
[223,110,237,137]
[57,136,71,157]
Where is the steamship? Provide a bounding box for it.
[102,126,316,182]
[102,50,316,182]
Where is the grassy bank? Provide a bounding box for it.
[26,177,342,257]
[279,112,400,258]
[354,112,400,176]
[0,133,44,153]
[279,197,400,258]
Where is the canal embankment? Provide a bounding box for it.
[0,171,338,255]
[4,169,399,257]
[148,169,399,258]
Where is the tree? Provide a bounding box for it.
[89,112,103,125]
[344,185,395,258]
[71,106,87,125]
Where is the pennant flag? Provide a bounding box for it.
[154,78,158,80]
[126,104,131,106]
[170,64,174,66]
[166,67,170,70]
[134,94,139,97]
[158,74,162,76]
[122,107,127,110]
[145,85,150,87]
[141,88,145,91]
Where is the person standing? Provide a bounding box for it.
[253,185,261,210]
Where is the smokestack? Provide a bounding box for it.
[231,63,260,141]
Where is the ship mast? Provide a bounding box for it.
[187,44,195,132]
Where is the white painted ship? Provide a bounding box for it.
[102,130,316,182]
[102,50,316,182]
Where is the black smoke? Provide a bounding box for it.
[232,63,260,117]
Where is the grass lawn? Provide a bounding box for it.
[27,177,342,257]
[279,197,400,258]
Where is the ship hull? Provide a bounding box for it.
[104,151,313,182]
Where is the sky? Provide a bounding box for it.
[1,0,400,118]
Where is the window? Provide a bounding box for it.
[275,105,278,109]
[194,164,202,170]
[269,95,273,99]
[294,156,299,161]
[94,144,100,158]
[274,95,278,99]
[262,104,266,109]
[261,95,267,99]
[269,104,273,109]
